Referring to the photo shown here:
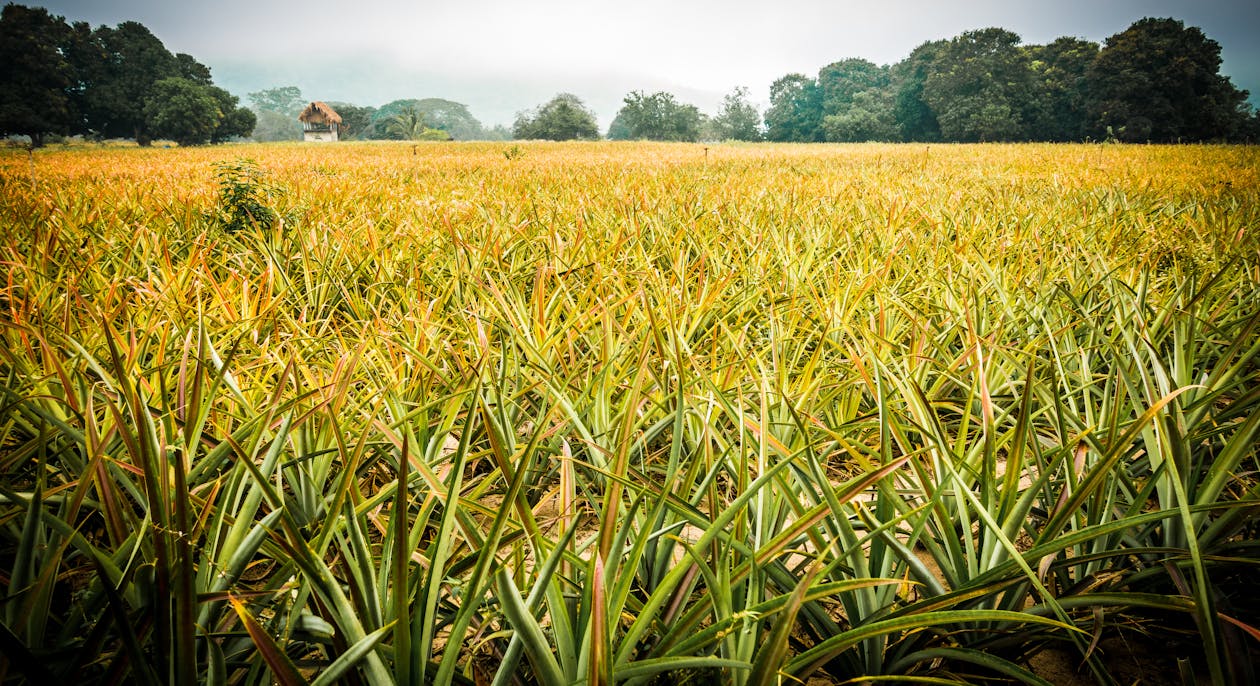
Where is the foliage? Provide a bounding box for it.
[922,28,1033,142]
[1,141,1258,685]
[247,85,304,117]
[514,93,600,140]
[1086,17,1251,142]
[325,101,376,140]
[208,85,254,142]
[611,90,703,141]
[708,86,763,141]
[822,89,898,141]
[367,98,488,140]
[142,78,255,146]
[208,157,281,232]
[764,73,824,142]
[891,40,945,142]
[1025,37,1100,141]
[0,4,75,147]
[409,98,487,140]
[143,77,221,146]
[384,107,450,141]
[250,109,302,142]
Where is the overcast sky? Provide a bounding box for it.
[36,0,1260,129]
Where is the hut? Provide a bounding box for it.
[298,101,342,142]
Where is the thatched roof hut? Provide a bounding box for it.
[299,101,342,125]
[299,101,341,142]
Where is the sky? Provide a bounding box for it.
[34,0,1260,130]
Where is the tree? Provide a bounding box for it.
[764,74,823,142]
[411,98,486,140]
[1086,18,1250,142]
[513,93,600,140]
[207,85,254,142]
[1025,37,1099,141]
[823,89,899,142]
[816,58,895,142]
[175,53,212,85]
[251,109,301,141]
[386,107,450,141]
[611,91,702,141]
[709,86,763,141]
[922,28,1033,142]
[325,101,376,140]
[819,59,888,115]
[247,86,304,117]
[0,4,76,146]
[143,77,220,146]
[83,21,180,144]
[891,40,945,142]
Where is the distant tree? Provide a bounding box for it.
[1086,18,1251,141]
[606,111,632,140]
[143,77,220,145]
[709,86,763,141]
[764,74,823,142]
[514,93,600,140]
[325,101,375,140]
[251,109,301,141]
[371,99,468,139]
[385,107,449,141]
[612,91,702,141]
[484,123,513,141]
[247,86,304,117]
[0,4,75,146]
[891,40,945,142]
[923,28,1033,142]
[411,98,486,140]
[1025,37,1099,141]
[83,21,180,144]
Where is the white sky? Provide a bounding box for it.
[38,0,1260,129]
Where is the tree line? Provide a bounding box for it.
[515,18,1257,143]
[0,4,253,147]
[763,20,1257,143]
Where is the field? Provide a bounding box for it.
[1,141,1258,685]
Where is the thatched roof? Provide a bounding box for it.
[298,101,342,125]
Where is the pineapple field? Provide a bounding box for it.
[1,141,1258,685]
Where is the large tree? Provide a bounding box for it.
[1025,37,1099,141]
[83,21,180,143]
[922,28,1033,142]
[1086,17,1250,142]
[817,58,895,142]
[709,86,763,141]
[764,73,823,142]
[143,76,220,146]
[610,91,703,141]
[891,40,945,142]
[0,4,75,146]
[208,85,254,142]
[514,93,600,140]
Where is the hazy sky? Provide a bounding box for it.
[36,0,1260,129]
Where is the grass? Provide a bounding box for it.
[1,140,1258,685]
